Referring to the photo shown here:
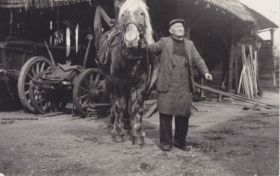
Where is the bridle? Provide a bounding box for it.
[119,22,146,60]
[123,21,146,36]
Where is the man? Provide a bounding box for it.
[146,19,212,151]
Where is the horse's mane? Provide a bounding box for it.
[118,0,154,45]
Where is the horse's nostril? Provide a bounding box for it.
[125,33,137,42]
[125,24,139,40]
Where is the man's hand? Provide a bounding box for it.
[204,73,213,81]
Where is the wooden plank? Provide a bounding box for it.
[38,112,65,117]
[238,66,245,93]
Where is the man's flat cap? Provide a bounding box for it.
[169,19,186,28]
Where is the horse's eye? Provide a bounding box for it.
[140,12,145,16]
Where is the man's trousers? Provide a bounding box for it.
[159,113,189,147]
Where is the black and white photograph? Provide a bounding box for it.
[0,0,279,175]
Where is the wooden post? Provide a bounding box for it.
[56,7,60,31]
[227,43,235,91]
[270,28,276,87]
[227,23,235,91]
[234,45,238,93]
[9,9,13,35]
[0,44,8,69]
[270,28,275,46]
[114,0,125,22]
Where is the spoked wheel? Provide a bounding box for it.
[18,56,54,112]
[73,68,110,117]
[29,72,68,114]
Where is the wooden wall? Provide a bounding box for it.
[258,40,278,89]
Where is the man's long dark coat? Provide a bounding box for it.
[148,36,209,94]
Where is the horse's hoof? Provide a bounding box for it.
[132,136,145,146]
[112,134,125,143]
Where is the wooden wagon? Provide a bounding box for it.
[0,0,156,118]
[0,0,98,113]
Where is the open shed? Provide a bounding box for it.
[147,0,278,97]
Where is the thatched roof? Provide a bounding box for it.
[204,0,278,29]
[2,0,277,31]
[0,0,91,9]
[201,0,255,22]
[245,6,278,30]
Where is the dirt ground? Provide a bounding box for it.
[0,91,279,176]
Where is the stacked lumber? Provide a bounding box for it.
[237,44,258,98]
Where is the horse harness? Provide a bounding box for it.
[99,22,152,90]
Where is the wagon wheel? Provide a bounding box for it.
[29,72,68,114]
[18,56,54,112]
[73,68,109,117]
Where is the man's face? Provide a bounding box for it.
[169,23,185,37]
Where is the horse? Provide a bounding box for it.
[97,0,154,145]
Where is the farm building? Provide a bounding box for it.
[0,0,97,110]
[0,0,278,104]
[86,0,279,96]
[146,0,278,97]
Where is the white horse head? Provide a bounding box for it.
[118,0,154,48]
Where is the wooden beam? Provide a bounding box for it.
[270,28,275,46]
[234,44,238,94]
[194,82,277,109]
[227,23,235,91]
[114,0,125,20]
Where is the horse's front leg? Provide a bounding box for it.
[128,83,147,146]
[111,96,126,143]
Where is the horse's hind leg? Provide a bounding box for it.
[128,85,146,146]
[111,96,126,143]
